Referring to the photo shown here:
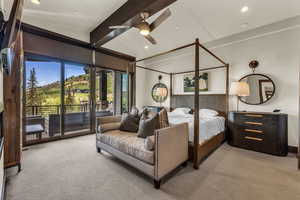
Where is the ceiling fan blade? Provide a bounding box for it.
[109,25,131,29]
[144,35,157,45]
[150,8,171,32]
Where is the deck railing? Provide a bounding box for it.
[26,104,107,117]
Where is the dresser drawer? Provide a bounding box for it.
[236,113,264,124]
[238,135,266,153]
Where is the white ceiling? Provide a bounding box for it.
[2,0,300,59]
[2,0,127,41]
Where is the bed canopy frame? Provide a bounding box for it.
[133,38,229,169]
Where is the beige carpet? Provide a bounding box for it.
[6,135,300,200]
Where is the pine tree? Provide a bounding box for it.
[27,68,40,106]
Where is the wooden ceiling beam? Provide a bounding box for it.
[90,0,177,47]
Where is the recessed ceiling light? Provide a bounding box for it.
[175,26,179,30]
[144,46,149,49]
[241,6,249,13]
[241,23,249,28]
[31,0,41,5]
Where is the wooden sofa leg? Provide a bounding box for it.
[97,147,101,153]
[154,180,161,189]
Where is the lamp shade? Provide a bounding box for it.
[230,82,250,96]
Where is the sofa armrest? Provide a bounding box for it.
[96,115,122,134]
[154,123,189,180]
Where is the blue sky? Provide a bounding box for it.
[26,61,86,86]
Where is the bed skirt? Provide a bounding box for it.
[188,131,226,166]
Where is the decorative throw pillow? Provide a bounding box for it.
[139,107,149,118]
[130,106,139,117]
[137,113,159,138]
[158,108,169,129]
[144,136,155,151]
[119,113,139,132]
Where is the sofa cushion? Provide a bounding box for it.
[99,130,154,165]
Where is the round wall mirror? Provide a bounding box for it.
[151,83,168,103]
[239,74,275,105]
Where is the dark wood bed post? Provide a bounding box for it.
[170,73,173,111]
[225,64,230,114]
[193,39,200,169]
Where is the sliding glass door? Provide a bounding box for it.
[24,57,62,143]
[64,63,91,135]
[23,55,92,145]
[23,55,131,145]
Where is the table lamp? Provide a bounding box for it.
[230,82,250,111]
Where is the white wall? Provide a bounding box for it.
[136,26,300,146]
[135,66,170,110]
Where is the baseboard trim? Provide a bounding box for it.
[288,146,298,154]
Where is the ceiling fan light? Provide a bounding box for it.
[31,0,41,5]
[140,29,150,36]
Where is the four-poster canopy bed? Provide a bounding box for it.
[134,38,229,169]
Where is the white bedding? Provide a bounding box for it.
[168,112,225,144]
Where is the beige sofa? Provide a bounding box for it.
[96,115,189,189]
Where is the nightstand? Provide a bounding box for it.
[227,111,288,156]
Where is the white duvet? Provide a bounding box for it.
[168,112,225,144]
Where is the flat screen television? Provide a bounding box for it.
[0,0,24,74]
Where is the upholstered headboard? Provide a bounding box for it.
[171,94,227,117]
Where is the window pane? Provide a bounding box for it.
[64,63,90,135]
[25,59,61,142]
[95,70,114,114]
[121,73,129,113]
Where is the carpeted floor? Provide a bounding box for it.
[6,135,300,200]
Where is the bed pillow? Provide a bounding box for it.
[137,113,159,138]
[119,113,140,132]
[199,109,218,117]
[172,107,191,115]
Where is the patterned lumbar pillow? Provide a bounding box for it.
[137,113,159,138]
[158,108,169,129]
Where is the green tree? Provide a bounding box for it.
[27,68,41,106]
[65,82,75,105]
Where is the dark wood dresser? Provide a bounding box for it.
[228,112,288,156]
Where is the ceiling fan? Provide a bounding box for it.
[109,8,171,45]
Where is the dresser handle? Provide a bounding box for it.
[245,114,263,118]
[245,136,263,141]
[244,122,263,126]
[245,129,263,134]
